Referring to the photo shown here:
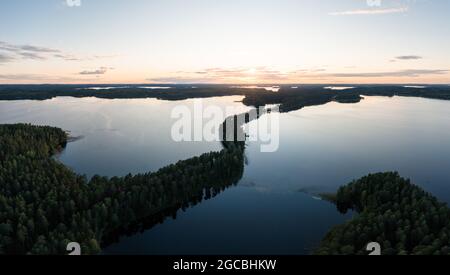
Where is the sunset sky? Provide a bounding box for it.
[0,0,449,84]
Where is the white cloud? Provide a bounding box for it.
[79,67,113,75]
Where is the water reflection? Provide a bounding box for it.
[2,95,450,254]
[0,96,251,178]
[138,86,172,89]
[231,86,281,92]
[243,96,450,199]
[403,86,427,89]
[324,86,355,91]
[104,96,450,254]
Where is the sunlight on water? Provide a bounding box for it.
[138,86,173,89]
[231,86,281,92]
[323,86,355,91]
[403,86,427,89]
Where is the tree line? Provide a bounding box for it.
[315,172,450,255]
[2,85,450,114]
[0,124,244,254]
[4,123,450,255]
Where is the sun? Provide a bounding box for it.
[247,68,257,75]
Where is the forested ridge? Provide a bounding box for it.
[2,85,450,114]
[3,122,450,255]
[0,124,244,254]
[316,172,450,255]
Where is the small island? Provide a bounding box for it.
[316,172,450,255]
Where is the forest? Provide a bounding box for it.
[3,101,450,255]
[0,84,265,101]
[0,124,244,254]
[242,85,450,112]
[2,85,450,113]
[315,172,450,255]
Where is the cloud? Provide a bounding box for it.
[148,67,296,84]
[329,6,408,16]
[0,74,47,80]
[53,54,82,61]
[146,77,211,84]
[0,53,15,64]
[0,41,118,63]
[0,41,22,52]
[92,54,121,60]
[0,41,61,61]
[79,67,112,75]
[0,41,60,55]
[148,67,328,84]
[147,67,449,84]
[326,69,448,78]
[19,45,60,53]
[395,55,423,60]
[0,73,94,83]
[18,52,47,60]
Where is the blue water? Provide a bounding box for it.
[1,95,450,254]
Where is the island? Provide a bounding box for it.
[315,172,450,255]
[2,84,450,114]
[3,84,450,255]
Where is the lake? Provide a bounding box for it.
[1,95,450,254]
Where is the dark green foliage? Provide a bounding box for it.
[0,124,244,254]
[315,172,450,255]
[2,85,450,114]
[242,85,450,112]
[0,85,266,101]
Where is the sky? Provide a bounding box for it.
[0,0,449,84]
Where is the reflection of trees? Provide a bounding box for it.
[219,107,277,149]
[102,108,266,250]
[6,84,450,255]
[4,85,450,112]
[102,145,245,249]
[0,124,244,255]
[316,172,450,255]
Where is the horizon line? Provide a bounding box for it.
[0,83,449,86]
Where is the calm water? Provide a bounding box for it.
[1,95,450,254]
[0,96,250,177]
